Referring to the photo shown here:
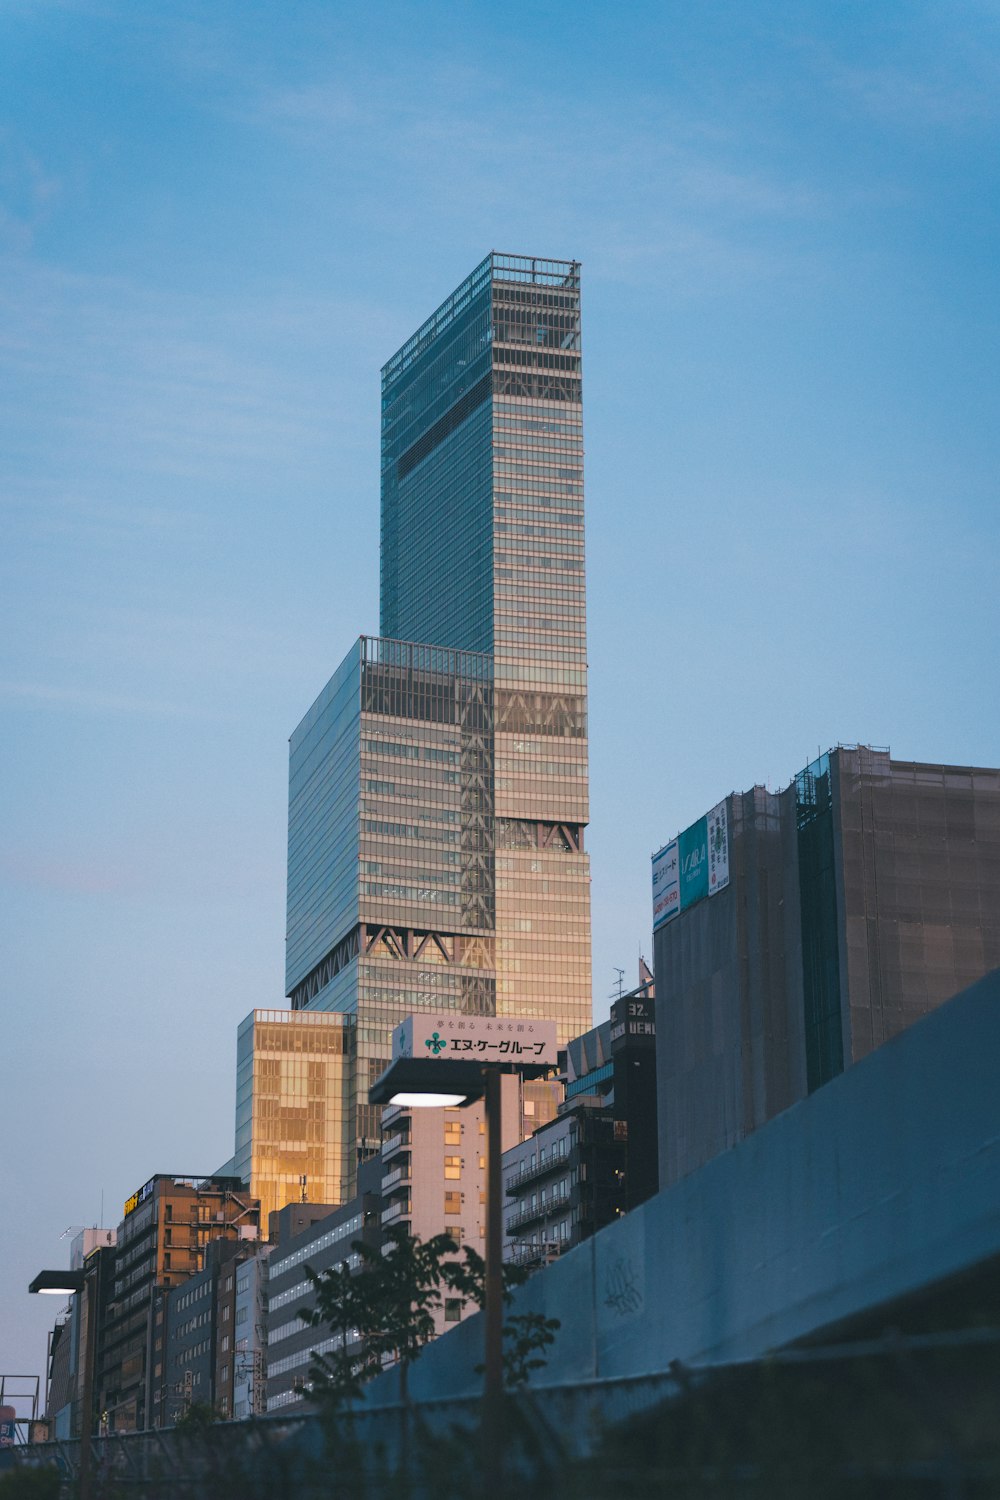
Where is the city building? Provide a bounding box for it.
[159,1237,243,1427]
[285,253,593,1189]
[502,1099,624,1269]
[98,1175,259,1432]
[265,1162,382,1414]
[229,1246,271,1420]
[42,1229,116,1440]
[653,746,1000,1187]
[379,1078,522,1303]
[502,962,658,1267]
[234,1009,355,1229]
[608,963,658,1210]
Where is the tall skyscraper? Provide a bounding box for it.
[286,253,592,1178]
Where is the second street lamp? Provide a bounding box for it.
[29,1267,95,1500]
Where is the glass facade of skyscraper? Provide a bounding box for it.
[286,253,592,1184]
[234,1009,354,1227]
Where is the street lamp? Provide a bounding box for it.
[370,1016,558,1477]
[29,1266,95,1500]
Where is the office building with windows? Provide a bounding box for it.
[286,254,593,1183]
[234,1009,355,1229]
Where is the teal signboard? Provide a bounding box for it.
[678,817,708,909]
[653,800,729,929]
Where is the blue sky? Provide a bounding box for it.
[3,0,999,1381]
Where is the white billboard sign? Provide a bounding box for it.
[652,840,680,930]
[392,1014,558,1067]
[707,799,730,896]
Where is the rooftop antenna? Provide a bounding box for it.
[612,967,625,1000]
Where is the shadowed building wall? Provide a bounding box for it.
[655,746,1000,1187]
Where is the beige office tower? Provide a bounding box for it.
[286,255,593,1177]
[234,1010,355,1229]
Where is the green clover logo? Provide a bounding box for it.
[425,1031,447,1055]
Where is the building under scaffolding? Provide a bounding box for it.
[653,745,1000,1187]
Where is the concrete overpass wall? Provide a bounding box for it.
[368,967,1000,1403]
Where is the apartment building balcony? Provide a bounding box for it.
[505,1150,570,1196]
[381,1163,412,1195]
[381,1132,411,1165]
[505,1239,564,1269]
[505,1191,571,1233]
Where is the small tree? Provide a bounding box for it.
[300,1256,372,1412]
[498,1311,561,1390]
[450,1245,561,1390]
[301,1226,473,1409]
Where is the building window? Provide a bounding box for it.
[444,1191,462,1216]
[444,1121,461,1145]
[444,1156,461,1180]
[444,1299,462,1324]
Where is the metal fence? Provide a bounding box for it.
[6,1330,1000,1498]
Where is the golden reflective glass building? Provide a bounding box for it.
[234,1010,354,1227]
[286,254,593,1184]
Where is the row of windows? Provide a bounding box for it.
[494,479,583,499]
[362,883,458,905]
[175,1309,210,1339]
[269,1214,364,1279]
[496,518,582,536]
[363,791,462,814]
[173,1280,210,1314]
[268,1256,364,1324]
[175,1338,210,1367]
[363,820,461,843]
[493,406,582,430]
[495,581,585,601]
[497,535,584,557]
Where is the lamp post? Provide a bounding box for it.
[29,1267,94,1500]
[370,1015,558,1478]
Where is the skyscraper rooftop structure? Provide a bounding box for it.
[285,254,593,1177]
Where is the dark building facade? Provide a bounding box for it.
[42,1233,117,1441]
[99,1175,259,1432]
[654,746,1000,1187]
[502,968,659,1268]
[159,1237,243,1427]
[265,1161,382,1414]
[609,964,658,1210]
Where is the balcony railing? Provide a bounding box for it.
[505,1152,570,1196]
[505,1191,571,1232]
[381,1134,411,1164]
[505,1239,564,1268]
[381,1165,411,1195]
[381,1199,411,1227]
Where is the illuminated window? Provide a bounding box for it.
[444,1122,461,1145]
[444,1191,462,1215]
[444,1156,461,1180]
